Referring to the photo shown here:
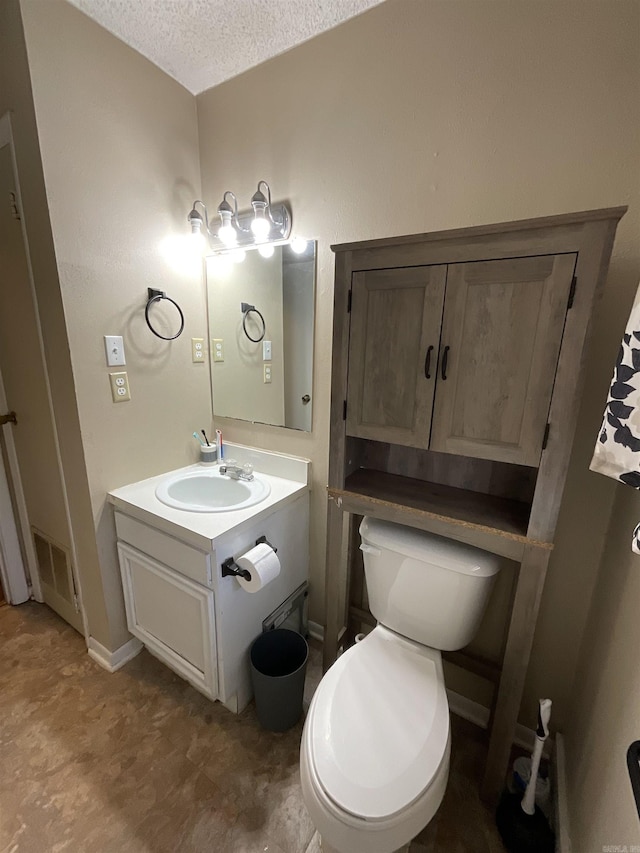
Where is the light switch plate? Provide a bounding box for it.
[263,364,272,384]
[212,339,224,363]
[109,371,131,402]
[104,335,125,366]
[262,340,272,361]
[192,337,205,363]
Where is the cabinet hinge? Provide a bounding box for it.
[347,289,352,313]
[73,593,80,613]
[343,400,347,420]
[542,422,551,450]
[567,276,577,310]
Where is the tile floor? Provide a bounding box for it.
[0,602,506,852]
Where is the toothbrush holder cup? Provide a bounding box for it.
[199,444,218,466]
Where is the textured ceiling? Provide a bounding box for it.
[65,0,385,95]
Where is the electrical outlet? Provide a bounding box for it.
[263,364,272,384]
[104,335,126,366]
[262,340,272,361]
[109,371,131,402]
[191,337,205,363]
[212,339,224,363]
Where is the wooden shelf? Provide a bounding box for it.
[330,469,547,561]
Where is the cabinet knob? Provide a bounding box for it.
[441,346,450,380]
[301,394,311,404]
[424,346,434,379]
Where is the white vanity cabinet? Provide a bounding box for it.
[109,445,310,714]
[115,515,218,700]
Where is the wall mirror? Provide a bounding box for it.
[206,240,316,431]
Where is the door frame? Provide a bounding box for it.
[0,362,38,603]
[0,112,42,604]
[0,110,87,637]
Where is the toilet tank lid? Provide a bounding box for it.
[360,517,502,577]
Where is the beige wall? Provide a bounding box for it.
[0,0,116,643]
[197,0,640,729]
[208,249,285,425]
[0,145,70,547]
[565,487,640,849]
[19,0,211,649]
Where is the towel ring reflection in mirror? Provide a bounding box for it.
[241,302,266,343]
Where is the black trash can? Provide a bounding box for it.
[250,628,309,732]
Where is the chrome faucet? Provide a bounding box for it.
[219,463,254,482]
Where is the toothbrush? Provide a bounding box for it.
[193,431,205,446]
[216,429,223,460]
[201,429,211,446]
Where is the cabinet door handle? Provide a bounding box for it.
[424,345,434,379]
[441,346,450,380]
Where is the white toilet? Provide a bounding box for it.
[300,517,502,853]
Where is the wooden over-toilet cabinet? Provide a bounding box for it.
[348,254,576,467]
[323,207,626,805]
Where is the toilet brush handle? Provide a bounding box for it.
[521,737,543,816]
[521,698,552,816]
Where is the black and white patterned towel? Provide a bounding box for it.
[591,285,640,486]
[591,283,640,551]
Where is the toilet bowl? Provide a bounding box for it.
[300,517,501,852]
[300,625,450,853]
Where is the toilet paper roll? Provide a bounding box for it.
[235,542,280,593]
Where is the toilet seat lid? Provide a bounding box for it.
[309,626,449,821]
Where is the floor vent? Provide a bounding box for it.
[32,528,75,605]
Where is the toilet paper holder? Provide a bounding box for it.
[221,536,277,581]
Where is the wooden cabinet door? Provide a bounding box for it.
[346,265,446,448]
[430,254,576,466]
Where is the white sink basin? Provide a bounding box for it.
[155,469,270,513]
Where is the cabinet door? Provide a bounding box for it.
[430,254,576,466]
[346,265,446,448]
[118,543,217,699]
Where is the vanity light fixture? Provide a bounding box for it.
[217,191,241,246]
[250,181,274,240]
[187,200,207,235]
[187,181,291,255]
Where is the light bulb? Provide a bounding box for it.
[258,244,275,258]
[291,237,308,254]
[231,249,246,263]
[190,230,206,254]
[251,215,271,240]
[218,222,237,246]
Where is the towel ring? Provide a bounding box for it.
[145,288,185,341]
[241,302,266,343]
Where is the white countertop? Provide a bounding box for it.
[108,444,310,551]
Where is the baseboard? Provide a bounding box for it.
[87,635,143,673]
[308,620,324,643]
[446,688,554,759]
[447,687,490,729]
[554,732,572,853]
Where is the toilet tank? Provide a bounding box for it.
[359,517,502,651]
